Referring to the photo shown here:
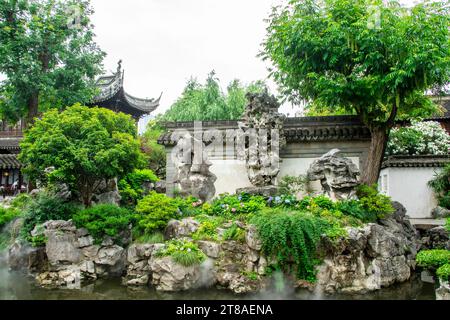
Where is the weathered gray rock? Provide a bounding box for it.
[197,241,220,259]
[94,245,126,276]
[238,91,286,187]
[246,225,262,251]
[44,220,81,268]
[432,206,450,219]
[316,215,419,294]
[150,256,201,292]
[421,226,450,250]
[307,149,360,200]
[123,243,164,286]
[165,218,200,240]
[436,280,450,300]
[8,240,47,274]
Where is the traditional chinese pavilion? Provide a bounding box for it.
[0,61,161,192]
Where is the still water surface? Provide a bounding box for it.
[0,264,436,300]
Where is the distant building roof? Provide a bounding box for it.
[158,116,371,146]
[0,154,22,169]
[89,60,162,119]
[382,155,450,169]
[0,138,21,152]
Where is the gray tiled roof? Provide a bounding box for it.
[382,155,450,168]
[0,154,22,169]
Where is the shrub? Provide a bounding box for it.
[222,222,246,242]
[429,164,450,210]
[155,239,206,267]
[134,232,165,244]
[72,204,134,245]
[298,195,335,211]
[437,264,450,282]
[10,194,32,210]
[446,218,450,233]
[134,192,180,235]
[250,209,330,281]
[387,121,450,156]
[211,193,266,217]
[0,207,20,229]
[356,185,395,220]
[416,250,450,269]
[267,194,298,209]
[20,193,81,241]
[192,217,224,241]
[336,200,377,223]
[118,169,159,205]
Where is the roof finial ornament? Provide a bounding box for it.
[117,59,122,75]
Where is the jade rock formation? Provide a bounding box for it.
[173,133,217,202]
[307,149,360,200]
[237,91,286,193]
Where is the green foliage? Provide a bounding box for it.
[429,164,450,210]
[261,0,450,183]
[278,175,310,196]
[134,232,165,244]
[437,263,450,282]
[140,120,166,178]
[250,209,330,281]
[0,0,105,122]
[267,194,298,209]
[192,217,224,241]
[336,200,377,223]
[72,204,134,245]
[446,218,450,233]
[10,194,32,210]
[0,207,20,229]
[416,250,450,270]
[211,193,266,217]
[241,271,259,281]
[134,192,180,235]
[356,185,395,220]
[387,121,450,156]
[162,71,267,121]
[30,235,47,248]
[118,169,159,206]
[19,105,145,206]
[222,222,246,242]
[155,239,206,267]
[20,192,81,241]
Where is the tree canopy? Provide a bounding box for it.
[0,0,105,124]
[162,71,267,122]
[261,0,450,184]
[19,105,145,206]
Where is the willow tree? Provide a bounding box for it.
[261,0,449,184]
[0,0,105,124]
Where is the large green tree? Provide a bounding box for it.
[19,105,145,206]
[261,0,450,184]
[0,0,105,124]
[162,71,267,121]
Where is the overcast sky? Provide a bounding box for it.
[90,0,286,130]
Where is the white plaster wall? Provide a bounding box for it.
[279,157,361,177]
[379,167,441,219]
[209,159,253,196]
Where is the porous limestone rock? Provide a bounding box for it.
[165,218,200,240]
[436,281,450,300]
[149,256,201,292]
[420,226,450,250]
[307,149,360,200]
[316,203,419,294]
[123,243,164,286]
[197,241,221,259]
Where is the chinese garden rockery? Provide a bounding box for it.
[4,196,423,295]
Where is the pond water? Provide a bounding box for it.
[0,254,436,300]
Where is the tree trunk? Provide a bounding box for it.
[26,93,39,127]
[360,126,390,186]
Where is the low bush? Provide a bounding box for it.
[20,193,81,241]
[277,175,309,195]
[356,184,395,220]
[134,192,180,235]
[211,193,266,217]
[446,218,450,233]
[10,193,32,210]
[73,204,134,245]
[222,222,246,242]
[267,194,298,209]
[429,164,450,210]
[437,263,450,282]
[134,232,165,244]
[250,208,330,281]
[192,216,224,241]
[118,169,159,205]
[0,207,20,229]
[155,239,206,267]
[336,200,377,223]
[416,250,450,269]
